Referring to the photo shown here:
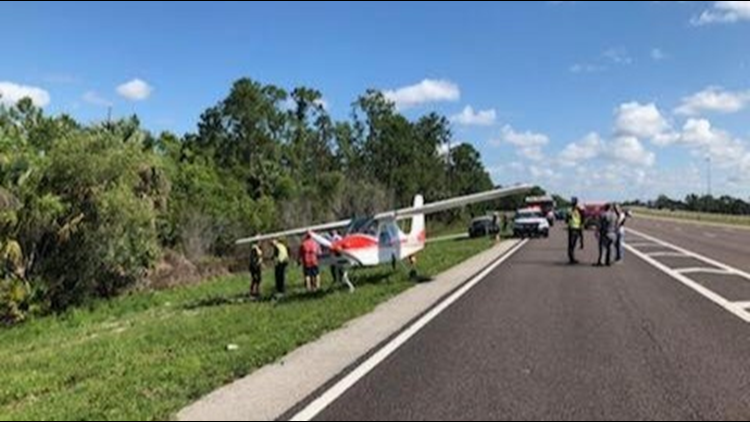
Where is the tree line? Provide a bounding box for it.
[0,77,499,323]
[627,194,750,215]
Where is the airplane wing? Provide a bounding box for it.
[235,184,533,245]
[375,184,533,221]
[235,219,352,245]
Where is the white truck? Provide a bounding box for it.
[513,207,550,238]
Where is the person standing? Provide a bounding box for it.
[595,204,617,267]
[614,204,628,263]
[299,233,322,292]
[272,239,289,297]
[567,197,585,265]
[249,243,263,299]
[330,230,344,285]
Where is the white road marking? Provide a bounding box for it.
[290,239,530,421]
[704,232,718,239]
[626,242,662,248]
[676,268,735,276]
[731,301,750,310]
[645,251,692,258]
[626,228,750,324]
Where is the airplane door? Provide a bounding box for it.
[378,220,401,267]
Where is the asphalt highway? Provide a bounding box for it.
[307,218,750,421]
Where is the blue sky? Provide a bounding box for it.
[2,1,750,201]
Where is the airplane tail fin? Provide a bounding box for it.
[408,195,426,244]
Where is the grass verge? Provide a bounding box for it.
[632,207,750,228]
[0,236,496,421]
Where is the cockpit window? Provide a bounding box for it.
[347,218,378,236]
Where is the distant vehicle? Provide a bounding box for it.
[526,195,556,226]
[468,216,501,238]
[583,202,607,229]
[513,207,550,238]
[555,208,569,222]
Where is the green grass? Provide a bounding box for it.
[632,207,750,228]
[424,220,468,238]
[0,237,495,421]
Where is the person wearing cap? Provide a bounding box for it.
[271,239,289,297]
[248,243,264,299]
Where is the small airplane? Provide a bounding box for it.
[236,185,532,291]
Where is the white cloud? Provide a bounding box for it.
[500,125,549,147]
[559,132,604,166]
[606,136,656,167]
[651,48,667,61]
[570,47,634,75]
[603,47,633,65]
[451,105,496,126]
[557,134,655,169]
[614,102,674,142]
[82,91,113,107]
[0,81,51,107]
[680,118,746,165]
[116,78,153,101]
[681,118,729,146]
[529,165,560,180]
[692,1,750,25]
[436,142,453,157]
[487,161,525,176]
[496,124,549,161]
[675,86,750,116]
[383,79,460,109]
[740,154,750,178]
[509,161,526,172]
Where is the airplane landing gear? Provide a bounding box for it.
[342,270,355,293]
[408,255,419,280]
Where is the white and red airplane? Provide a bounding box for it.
[236,185,531,290]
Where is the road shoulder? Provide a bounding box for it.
[178,239,521,421]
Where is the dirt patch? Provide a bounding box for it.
[143,250,202,290]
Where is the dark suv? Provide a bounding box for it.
[468,216,500,238]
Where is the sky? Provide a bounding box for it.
[2,1,750,201]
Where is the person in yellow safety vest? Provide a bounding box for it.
[249,243,263,299]
[567,197,585,265]
[272,239,289,297]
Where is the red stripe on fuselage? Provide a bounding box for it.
[334,234,378,251]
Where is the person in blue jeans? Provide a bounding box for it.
[595,204,617,267]
[614,204,628,263]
